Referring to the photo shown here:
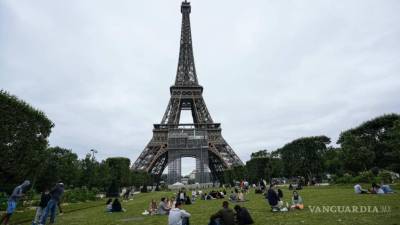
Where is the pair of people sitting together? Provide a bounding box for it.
[209,201,254,225]
[143,197,172,216]
[266,184,304,212]
[229,191,245,202]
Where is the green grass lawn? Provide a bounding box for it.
[7,185,400,225]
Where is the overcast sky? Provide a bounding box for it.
[1,0,399,175]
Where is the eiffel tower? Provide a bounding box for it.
[132,0,243,184]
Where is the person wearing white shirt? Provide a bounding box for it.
[168,202,191,225]
[354,184,368,194]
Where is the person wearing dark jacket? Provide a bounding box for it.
[111,198,123,212]
[209,201,235,225]
[32,189,51,225]
[266,184,282,211]
[39,183,64,225]
[234,205,254,225]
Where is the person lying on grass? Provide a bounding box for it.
[354,184,369,194]
[380,181,394,194]
[290,191,304,210]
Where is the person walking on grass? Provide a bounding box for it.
[168,201,191,225]
[0,180,31,225]
[32,188,51,225]
[39,183,64,225]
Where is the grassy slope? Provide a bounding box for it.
[9,185,400,225]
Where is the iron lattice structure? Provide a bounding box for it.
[132,1,243,183]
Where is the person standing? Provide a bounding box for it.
[32,189,51,225]
[39,183,64,225]
[0,180,31,225]
[168,202,191,225]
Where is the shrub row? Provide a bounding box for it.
[332,170,396,184]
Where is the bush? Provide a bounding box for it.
[333,173,353,183]
[0,192,7,211]
[378,170,394,183]
[352,171,378,183]
[63,187,99,203]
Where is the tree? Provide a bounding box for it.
[269,151,284,178]
[0,91,54,193]
[322,147,344,176]
[246,150,271,183]
[337,114,400,173]
[278,136,330,183]
[105,157,131,196]
[35,147,80,191]
[131,170,150,192]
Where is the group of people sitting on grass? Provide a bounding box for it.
[354,182,395,194]
[208,201,254,225]
[229,189,246,202]
[265,184,304,212]
[166,200,254,225]
[144,189,195,216]
[201,190,226,200]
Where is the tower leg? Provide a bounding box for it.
[168,154,181,184]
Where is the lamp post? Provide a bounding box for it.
[90,149,98,160]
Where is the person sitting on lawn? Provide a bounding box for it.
[158,197,171,215]
[148,199,158,215]
[354,184,368,194]
[229,191,237,201]
[168,201,191,225]
[106,198,113,212]
[111,198,124,212]
[266,184,283,211]
[237,191,244,202]
[168,197,176,209]
[234,205,254,225]
[290,191,304,210]
[209,201,235,225]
